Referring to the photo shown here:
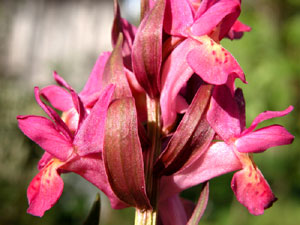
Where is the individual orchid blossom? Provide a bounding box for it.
[159,86,293,218]
[17,85,126,217]
[17,0,294,224]
[160,0,250,130]
[207,86,294,215]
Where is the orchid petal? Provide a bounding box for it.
[27,159,64,217]
[160,38,195,130]
[52,72,87,125]
[194,0,213,18]
[236,125,294,153]
[187,35,245,85]
[38,152,54,170]
[160,142,242,200]
[192,0,240,39]
[231,166,277,215]
[17,115,73,161]
[175,95,189,114]
[40,85,73,112]
[34,87,73,141]
[61,107,79,133]
[243,106,293,135]
[53,71,74,91]
[164,0,194,37]
[69,90,87,130]
[226,20,251,40]
[103,98,151,209]
[74,85,115,156]
[80,52,110,101]
[207,85,241,141]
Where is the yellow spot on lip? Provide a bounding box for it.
[42,158,64,181]
[190,35,230,65]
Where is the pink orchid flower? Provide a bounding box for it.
[17,85,126,217]
[161,85,293,216]
[160,0,250,130]
[206,86,294,215]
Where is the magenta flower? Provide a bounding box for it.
[160,85,294,216]
[160,0,250,130]
[17,85,126,217]
[207,86,294,214]
[17,0,294,223]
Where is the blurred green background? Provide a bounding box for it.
[0,0,299,224]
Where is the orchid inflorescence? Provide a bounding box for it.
[17,0,294,224]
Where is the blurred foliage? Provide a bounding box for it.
[0,0,299,225]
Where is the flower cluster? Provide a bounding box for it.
[17,0,294,224]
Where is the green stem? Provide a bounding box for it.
[135,96,161,225]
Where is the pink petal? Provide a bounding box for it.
[235,125,294,153]
[38,152,54,170]
[61,107,79,133]
[164,0,194,37]
[175,95,189,114]
[53,71,73,91]
[50,72,87,126]
[17,115,73,161]
[34,87,73,142]
[27,160,64,217]
[187,35,245,85]
[159,195,188,225]
[125,67,145,93]
[40,85,73,112]
[231,166,277,215]
[160,142,242,200]
[243,105,294,135]
[207,85,241,142]
[80,52,110,101]
[226,20,251,40]
[193,0,212,17]
[191,0,240,39]
[160,38,195,129]
[67,90,86,130]
[74,85,115,156]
